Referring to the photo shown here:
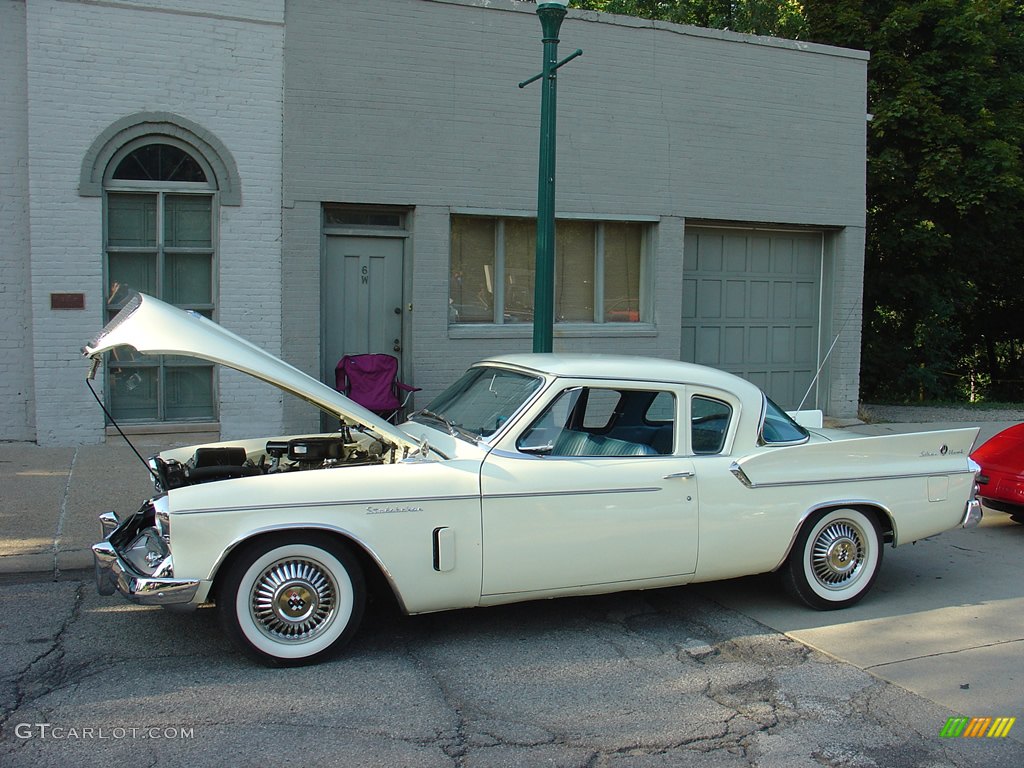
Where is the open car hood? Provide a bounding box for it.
[83,293,423,455]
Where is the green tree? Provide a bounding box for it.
[804,1,1024,401]
[570,1,808,38]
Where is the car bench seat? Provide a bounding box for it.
[552,430,658,457]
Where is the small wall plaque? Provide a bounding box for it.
[50,293,86,310]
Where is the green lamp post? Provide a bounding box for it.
[519,0,582,353]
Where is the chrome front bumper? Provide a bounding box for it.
[961,499,983,528]
[92,510,200,606]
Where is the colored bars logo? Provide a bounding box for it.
[940,716,1016,738]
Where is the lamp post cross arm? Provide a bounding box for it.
[518,48,584,89]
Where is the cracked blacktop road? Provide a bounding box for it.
[0,570,1022,767]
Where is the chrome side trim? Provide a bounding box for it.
[729,462,753,488]
[727,467,978,490]
[486,487,661,501]
[173,494,479,516]
[486,447,677,462]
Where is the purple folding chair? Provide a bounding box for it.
[335,354,420,423]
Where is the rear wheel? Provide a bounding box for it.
[217,532,365,666]
[782,508,882,610]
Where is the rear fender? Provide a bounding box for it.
[774,501,895,571]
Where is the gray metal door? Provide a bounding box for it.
[681,228,822,409]
[322,235,405,386]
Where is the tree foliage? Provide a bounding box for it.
[570,1,808,38]
[570,0,1024,402]
[803,1,1024,402]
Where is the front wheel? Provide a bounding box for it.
[217,532,365,666]
[782,508,882,610]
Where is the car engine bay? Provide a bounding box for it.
[150,431,394,491]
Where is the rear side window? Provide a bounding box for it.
[691,396,731,455]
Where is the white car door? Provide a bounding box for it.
[479,385,699,597]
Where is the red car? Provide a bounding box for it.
[972,423,1024,522]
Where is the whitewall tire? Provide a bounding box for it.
[783,508,882,610]
[218,533,365,666]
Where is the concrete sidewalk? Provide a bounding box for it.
[1,417,1020,578]
[0,441,156,575]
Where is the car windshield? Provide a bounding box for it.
[413,366,543,441]
[760,396,810,445]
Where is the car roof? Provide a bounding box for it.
[478,353,764,399]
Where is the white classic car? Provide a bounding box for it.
[88,294,983,666]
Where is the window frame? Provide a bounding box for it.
[102,139,220,424]
[448,213,652,328]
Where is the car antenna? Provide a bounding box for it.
[795,305,858,414]
[86,357,160,482]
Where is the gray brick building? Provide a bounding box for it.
[2,0,867,446]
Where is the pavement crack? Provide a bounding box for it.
[52,446,79,579]
[0,582,90,730]
[401,644,470,766]
[865,636,1024,670]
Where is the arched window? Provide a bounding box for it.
[112,143,208,183]
[103,137,217,422]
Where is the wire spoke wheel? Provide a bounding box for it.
[218,533,365,666]
[250,557,338,643]
[809,520,866,589]
[783,508,882,610]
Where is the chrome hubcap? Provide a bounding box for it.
[251,558,337,643]
[810,521,865,589]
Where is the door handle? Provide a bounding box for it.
[663,471,694,480]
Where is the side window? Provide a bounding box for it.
[517,387,673,457]
[691,396,732,455]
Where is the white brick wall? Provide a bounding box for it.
[0,0,35,441]
[23,0,284,445]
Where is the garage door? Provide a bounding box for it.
[682,228,822,409]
